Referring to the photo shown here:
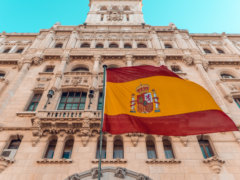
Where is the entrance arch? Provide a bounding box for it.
[65,167,151,180]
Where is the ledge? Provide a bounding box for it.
[220,78,240,82]
[203,156,225,174]
[38,72,54,76]
[0,156,14,173]
[92,159,127,164]
[16,112,36,117]
[146,159,181,164]
[37,159,73,164]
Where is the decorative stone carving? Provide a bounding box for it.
[37,159,72,164]
[91,167,101,179]
[92,159,127,164]
[203,156,225,174]
[183,55,194,65]
[32,56,43,65]
[146,159,181,164]
[66,167,152,180]
[127,133,143,146]
[80,136,90,147]
[180,136,188,147]
[114,167,126,178]
[0,157,14,173]
[108,10,123,21]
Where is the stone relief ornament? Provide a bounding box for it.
[183,55,194,66]
[114,167,126,178]
[32,56,43,65]
[108,10,123,21]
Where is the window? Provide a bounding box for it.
[146,139,157,159]
[164,44,172,49]
[44,66,55,73]
[216,48,225,54]
[124,44,132,48]
[112,6,119,10]
[62,139,74,159]
[109,43,119,48]
[126,14,130,21]
[44,138,57,159]
[81,43,90,48]
[1,136,22,159]
[3,48,11,53]
[55,43,63,48]
[113,138,124,159]
[221,73,235,79]
[72,66,89,72]
[97,92,103,110]
[234,98,240,108]
[27,93,42,111]
[96,137,106,159]
[198,139,214,159]
[163,139,174,159]
[203,48,212,54]
[96,44,104,48]
[58,92,87,110]
[137,43,147,48]
[101,14,104,21]
[171,65,182,73]
[107,64,119,69]
[0,72,5,78]
[16,48,24,53]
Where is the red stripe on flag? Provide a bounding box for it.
[103,110,238,136]
[107,65,181,83]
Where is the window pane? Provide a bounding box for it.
[58,103,65,110]
[113,150,123,159]
[33,103,39,111]
[72,104,78,110]
[164,150,174,159]
[147,150,157,159]
[65,104,72,110]
[79,103,85,110]
[27,103,35,111]
[46,149,54,159]
[60,97,67,103]
[206,146,213,158]
[200,146,207,159]
[73,97,80,103]
[67,97,74,103]
[62,151,71,159]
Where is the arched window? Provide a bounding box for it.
[44,66,55,73]
[72,66,89,72]
[146,138,157,159]
[0,72,5,78]
[124,6,130,11]
[58,91,87,110]
[163,138,175,159]
[96,43,104,48]
[216,48,225,54]
[1,136,22,159]
[137,43,147,48]
[97,92,103,110]
[113,138,124,159]
[203,48,212,54]
[100,6,107,11]
[109,43,119,48]
[44,138,57,159]
[171,65,182,73]
[96,137,106,159]
[62,138,74,159]
[16,48,24,53]
[198,139,214,159]
[221,73,235,79]
[55,43,63,48]
[3,48,11,53]
[124,43,132,49]
[107,64,119,69]
[81,43,90,48]
[164,44,173,49]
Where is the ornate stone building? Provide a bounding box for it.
[0,0,240,179]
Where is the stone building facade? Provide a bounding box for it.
[0,0,240,179]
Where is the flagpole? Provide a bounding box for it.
[98,65,107,180]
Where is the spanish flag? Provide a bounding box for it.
[103,65,238,136]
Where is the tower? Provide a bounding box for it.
[85,0,145,25]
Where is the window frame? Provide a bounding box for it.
[81,43,90,48]
[113,138,124,159]
[55,43,63,48]
[146,138,157,159]
[62,138,74,159]
[57,91,87,110]
[234,98,240,108]
[162,138,175,159]
[198,139,214,159]
[203,48,212,54]
[26,93,42,111]
[44,138,57,159]
[164,44,173,49]
[96,137,107,159]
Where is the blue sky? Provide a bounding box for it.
[0,0,239,34]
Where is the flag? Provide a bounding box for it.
[102,65,238,136]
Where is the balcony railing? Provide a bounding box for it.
[38,110,101,120]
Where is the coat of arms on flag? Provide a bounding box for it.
[130,84,160,113]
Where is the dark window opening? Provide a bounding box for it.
[27,94,42,111]
[58,92,87,110]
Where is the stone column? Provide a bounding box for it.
[222,34,240,54]
[132,40,137,49]
[126,54,133,67]
[119,39,124,48]
[157,54,166,66]
[106,136,114,159]
[91,39,96,48]
[0,60,31,115]
[155,136,164,159]
[174,30,188,49]
[53,135,66,159]
[195,60,229,113]
[31,36,42,49]
[39,31,55,49]
[150,31,161,50]
[0,80,9,96]
[209,44,218,54]
[66,31,78,49]
[104,40,108,48]
[188,36,199,50]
